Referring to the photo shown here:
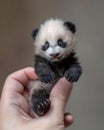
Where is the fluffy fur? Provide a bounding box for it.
[33,19,76,61]
[28,18,82,116]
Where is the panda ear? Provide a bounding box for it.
[32,28,39,40]
[64,21,76,33]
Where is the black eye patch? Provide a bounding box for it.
[42,41,50,51]
[57,39,67,48]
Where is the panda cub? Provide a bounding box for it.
[28,18,82,116]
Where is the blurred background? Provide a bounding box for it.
[0,0,104,130]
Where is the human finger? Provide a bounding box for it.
[64,113,74,128]
[0,67,37,116]
[50,78,73,116]
[1,67,37,97]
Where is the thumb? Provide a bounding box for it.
[50,78,73,116]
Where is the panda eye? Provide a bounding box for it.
[42,41,50,51]
[57,39,67,48]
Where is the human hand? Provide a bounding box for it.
[0,67,73,130]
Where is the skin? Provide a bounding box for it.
[0,67,74,130]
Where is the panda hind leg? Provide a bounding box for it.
[31,88,51,116]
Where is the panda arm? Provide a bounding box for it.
[34,55,56,83]
[64,63,82,82]
[63,54,82,82]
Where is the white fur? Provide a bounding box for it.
[33,18,76,61]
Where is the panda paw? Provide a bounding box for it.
[64,66,82,82]
[36,99,51,116]
[31,89,51,116]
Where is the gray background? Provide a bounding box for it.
[0,0,104,130]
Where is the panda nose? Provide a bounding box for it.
[50,53,60,58]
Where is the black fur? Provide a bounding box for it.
[35,52,81,83]
[64,21,76,33]
[35,55,56,83]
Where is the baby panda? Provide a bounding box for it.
[28,18,82,116]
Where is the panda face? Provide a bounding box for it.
[41,39,67,61]
[33,19,76,62]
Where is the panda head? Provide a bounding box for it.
[32,19,76,62]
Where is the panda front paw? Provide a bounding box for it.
[64,65,82,82]
[40,72,56,83]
